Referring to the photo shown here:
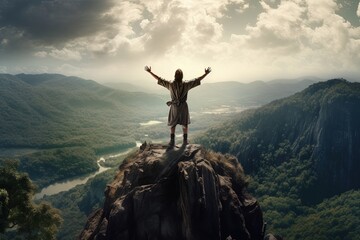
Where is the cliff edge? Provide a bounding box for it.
[79,143,264,240]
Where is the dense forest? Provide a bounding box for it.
[0,73,166,187]
[0,160,62,240]
[0,73,166,150]
[18,147,98,188]
[42,165,122,239]
[196,79,360,238]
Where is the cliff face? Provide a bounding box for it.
[79,143,264,240]
[196,79,360,202]
[312,92,360,197]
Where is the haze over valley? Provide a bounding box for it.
[1,73,359,239]
[0,73,316,236]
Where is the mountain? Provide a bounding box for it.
[80,143,265,240]
[0,73,318,150]
[196,79,360,201]
[0,73,168,188]
[0,73,166,150]
[188,78,317,110]
[103,78,316,111]
[195,79,360,238]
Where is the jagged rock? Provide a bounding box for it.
[79,144,264,240]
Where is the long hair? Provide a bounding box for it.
[174,69,183,83]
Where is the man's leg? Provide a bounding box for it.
[169,126,176,146]
[182,125,188,145]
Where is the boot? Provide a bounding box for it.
[183,134,188,145]
[169,134,175,147]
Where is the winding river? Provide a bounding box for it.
[34,141,142,199]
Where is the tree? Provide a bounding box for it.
[0,160,62,239]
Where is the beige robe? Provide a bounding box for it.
[158,78,201,127]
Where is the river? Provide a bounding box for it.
[34,141,142,199]
[139,120,162,126]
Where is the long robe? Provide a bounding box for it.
[158,78,201,127]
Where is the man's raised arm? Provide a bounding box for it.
[145,66,162,81]
[196,67,212,81]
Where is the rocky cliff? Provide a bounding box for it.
[79,143,264,240]
[196,79,360,202]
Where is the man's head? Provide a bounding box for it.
[174,69,183,82]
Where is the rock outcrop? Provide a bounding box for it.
[79,143,264,240]
[197,79,360,203]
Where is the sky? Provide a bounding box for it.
[0,0,360,84]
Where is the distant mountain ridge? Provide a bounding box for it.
[0,73,319,149]
[105,77,318,110]
[196,79,360,202]
[0,73,166,149]
[188,78,317,109]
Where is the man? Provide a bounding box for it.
[145,66,211,146]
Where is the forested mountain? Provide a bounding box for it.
[0,73,315,150]
[0,73,166,188]
[0,73,166,150]
[197,79,360,200]
[190,78,318,109]
[196,79,360,238]
[106,77,318,110]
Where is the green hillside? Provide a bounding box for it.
[196,79,360,200]
[196,79,360,238]
[0,73,166,187]
[0,73,166,150]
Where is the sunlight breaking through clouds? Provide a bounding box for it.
[0,0,360,83]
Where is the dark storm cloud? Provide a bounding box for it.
[0,0,117,46]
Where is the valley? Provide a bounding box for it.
[3,74,357,239]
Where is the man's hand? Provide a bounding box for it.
[205,67,211,75]
[145,66,151,72]
[145,66,162,81]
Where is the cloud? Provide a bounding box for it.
[0,26,33,54]
[140,0,246,58]
[0,0,149,60]
[357,2,360,17]
[143,1,188,55]
[1,0,360,82]
[0,0,248,59]
[306,0,339,22]
[225,0,360,80]
[231,0,359,54]
[0,0,117,45]
[49,48,82,61]
[243,1,306,51]
[226,0,251,13]
[34,51,47,58]
[140,19,150,29]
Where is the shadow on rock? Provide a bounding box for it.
[79,143,265,240]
